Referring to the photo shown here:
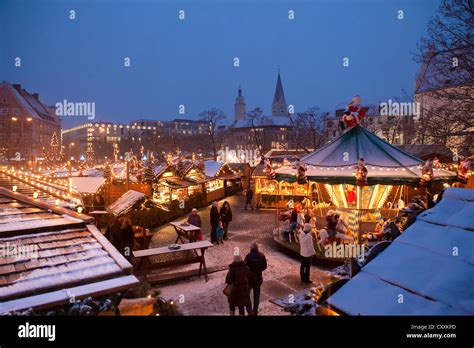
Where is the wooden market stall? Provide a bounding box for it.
[202,160,240,204]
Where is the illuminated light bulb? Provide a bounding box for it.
[33,192,39,199]
[55,199,60,206]
[77,206,83,214]
[12,185,17,192]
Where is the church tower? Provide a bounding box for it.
[272,68,288,117]
[234,85,246,121]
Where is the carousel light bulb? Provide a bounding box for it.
[55,199,60,206]
[77,206,83,214]
[33,192,39,199]
[12,185,17,192]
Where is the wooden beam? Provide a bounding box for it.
[86,224,134,273]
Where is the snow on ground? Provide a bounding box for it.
[150,194,335,315]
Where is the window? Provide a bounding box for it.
[0,108,7,115]
[13,108,20,115]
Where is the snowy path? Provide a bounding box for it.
[150,194,334,315]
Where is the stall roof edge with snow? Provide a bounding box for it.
[0,187,139,314]
[323,187,474,316]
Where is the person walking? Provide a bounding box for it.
[187,208,202,241]
[210,201,220,244]
[244,243,267,316]
[299,223,316,284]
[220,201,232,240]
[225,255,253,316]
[244,187,254,210]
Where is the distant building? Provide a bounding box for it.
[62,118,210,161]
[323,105,415,145]
[414,47,474,156]
[223,69,295,159]
[0,81,61,161]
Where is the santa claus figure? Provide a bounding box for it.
[264,157,276,179]
[296,160,308,185]
[354,157,368,186]
[342,95,367,129]
[420,159,434,187]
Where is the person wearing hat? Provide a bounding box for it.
[244,243,267,315]
[225,255,253,316]
[187,208,202,241]
[299,223,316,283]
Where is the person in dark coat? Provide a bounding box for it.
[119,216,135,260]
[245,187,254,210]
[105,216,121,244]
[219,201,232,240]
[225,255,253,316]
[187,208,203,241]
[210,201,220,244]
[244,243,267,315]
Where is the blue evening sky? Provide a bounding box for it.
[0,0,440,128]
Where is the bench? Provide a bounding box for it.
[133,241,214,282]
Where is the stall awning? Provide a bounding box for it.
[326,188,474,315]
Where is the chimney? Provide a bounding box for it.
[13,84,21,92]
[33,93,39,100]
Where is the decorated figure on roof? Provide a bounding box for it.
[354,157,368,186]
[345,184,357,205]
[264,157,276,179]
[420,159,434,187]
[341,95,367,130]
[296,160,307,185]
[457,157,469,184]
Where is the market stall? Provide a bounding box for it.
[202,160,239,203]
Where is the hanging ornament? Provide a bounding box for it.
[419,159,434,187]
[264,157,276,179]
[354,158,368,186]
[296,160,307,184]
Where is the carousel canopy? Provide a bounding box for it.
[275,125,457,185]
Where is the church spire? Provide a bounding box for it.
[272,68,287,117]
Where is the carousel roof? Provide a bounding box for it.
[302,125,422,167]
[275,125,457,185]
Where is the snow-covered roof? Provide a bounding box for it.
[0,187,138,313]
[326,188,474,315]
[107,190,146,216]
[203,160,223,178]
[70,177,106,194]
[232,115,293,129]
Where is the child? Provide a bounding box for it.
[216,221,224,244]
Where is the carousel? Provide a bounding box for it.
[273,124,458,260]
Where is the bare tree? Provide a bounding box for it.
[288,106,325,152]
[246,107,267,153]
[198,108,226,160]
[414,0,474,156]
